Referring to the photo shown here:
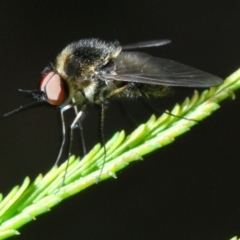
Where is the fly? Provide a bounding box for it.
[4,38,223,183]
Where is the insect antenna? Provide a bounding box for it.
[2,89,44,118]
[3,101,43,118]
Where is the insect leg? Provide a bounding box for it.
[95,103,107,183]
[116,101,139,127]
[141,98,198,122]
[69,105,87,159]
[72,99,87,156]
[54,104,74,166]
[60,105,87,186]
[104,84,129,99]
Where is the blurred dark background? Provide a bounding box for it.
[0,1,240,239]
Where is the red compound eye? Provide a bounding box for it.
[40,71,66,105]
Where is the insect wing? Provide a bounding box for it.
[103,52,223,87]
[122,40,171,50]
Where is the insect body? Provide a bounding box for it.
[40,38,222,108]
[5,38,223,177]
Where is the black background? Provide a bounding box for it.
[0,1,240,239]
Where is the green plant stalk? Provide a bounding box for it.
[0,68,240,239]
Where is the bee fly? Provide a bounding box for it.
[4,38,223,182]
